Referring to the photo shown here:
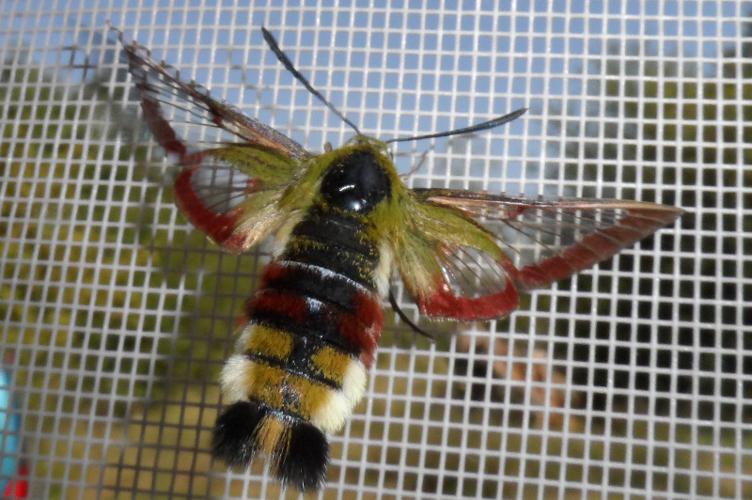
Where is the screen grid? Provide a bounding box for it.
[0,1,749,499]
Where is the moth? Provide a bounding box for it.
[120,28,682,491]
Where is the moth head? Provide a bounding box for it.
[319,139,395,214]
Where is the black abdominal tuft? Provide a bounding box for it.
[275,420,329,492]
[212,401,330,491]
[212,401,267,467]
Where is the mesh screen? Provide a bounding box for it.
[1,1,750,498]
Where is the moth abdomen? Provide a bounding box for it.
[214,210,385,490]
[282,208,382,288]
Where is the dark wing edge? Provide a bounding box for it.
[416,188,683,291]
[114,27,307,253]
[117,29,311,161]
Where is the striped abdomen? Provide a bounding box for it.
[212,207,384,491]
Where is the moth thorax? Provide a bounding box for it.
[320,150,391,213]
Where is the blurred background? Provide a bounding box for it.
[0,1,749,498]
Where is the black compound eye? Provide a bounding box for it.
[320,151,391,213]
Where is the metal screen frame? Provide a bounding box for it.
[0,1,749,498]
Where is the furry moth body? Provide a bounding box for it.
[212,145,393,490]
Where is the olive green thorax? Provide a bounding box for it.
[279,136,410,241]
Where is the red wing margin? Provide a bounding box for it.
[393,199,522,321]
[120,35,311,161]
[416,189,683,291]
[173,148,296,253]
[119,32,306,253]
[417,243,520,320]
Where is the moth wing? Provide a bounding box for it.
[417,189,683,290]
[121,36,311,160]
[395,189,682,321]
[174,146,300,253]
[121,35,308,253]
[392,195,521,321]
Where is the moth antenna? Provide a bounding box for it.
[388,290,435,340]
[261,27,362,136]
[386,107,527,144]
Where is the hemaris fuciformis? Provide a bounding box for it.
[119,27,682,492]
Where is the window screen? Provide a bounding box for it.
[0,2,749,498]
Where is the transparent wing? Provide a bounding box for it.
[414,189,683,291]
[120,32,307,253]
[121,34,311,161]
[173,146,299,253]
[394,196,520,321]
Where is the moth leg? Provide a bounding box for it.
[388,290,435,340]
